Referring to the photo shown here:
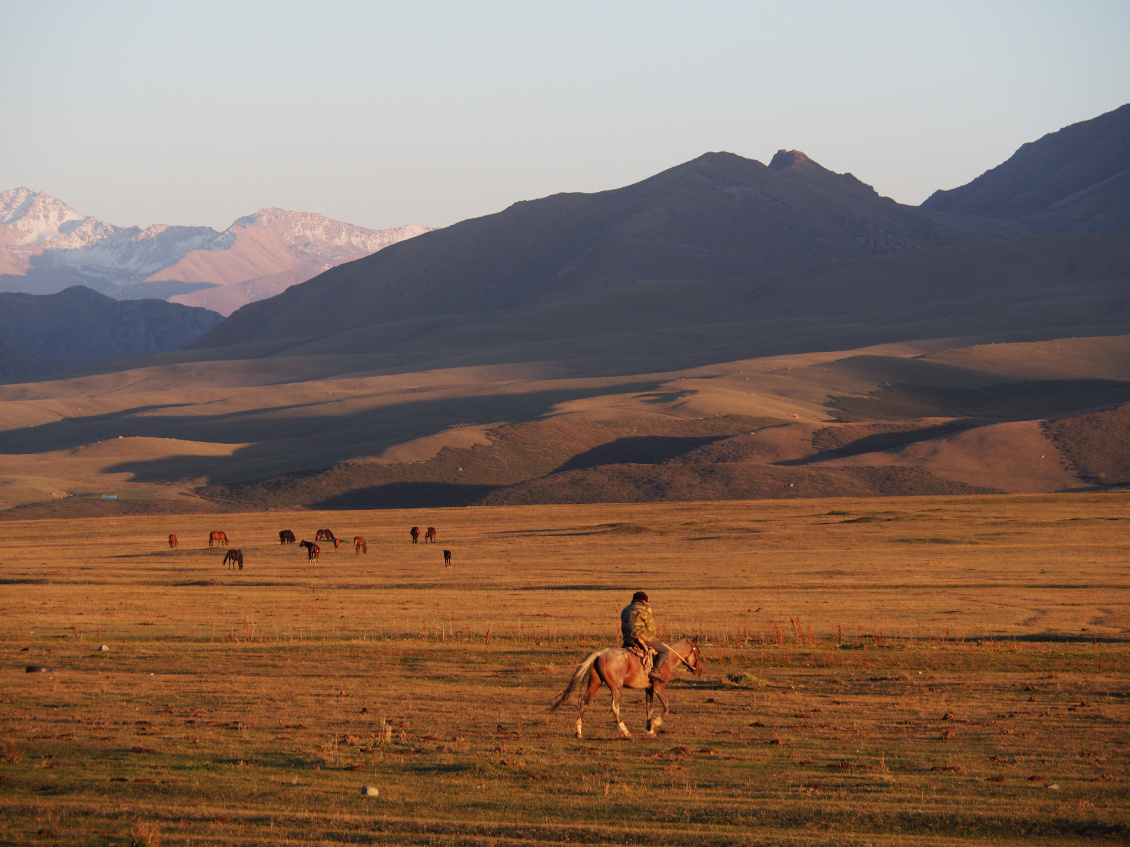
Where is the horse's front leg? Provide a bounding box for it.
[649,684,671,734]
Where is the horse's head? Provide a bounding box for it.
[686,635,703,677]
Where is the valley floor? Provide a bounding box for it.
[0,495,1127,844]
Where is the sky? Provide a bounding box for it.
[2,0,1128,232]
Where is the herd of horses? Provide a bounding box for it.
[168,526,449,568]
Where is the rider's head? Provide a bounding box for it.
[632,591,648,604]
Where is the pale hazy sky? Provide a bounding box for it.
[2,1,1128,232]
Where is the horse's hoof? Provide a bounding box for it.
[646,730,657,738]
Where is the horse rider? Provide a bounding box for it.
[620,591,669,684]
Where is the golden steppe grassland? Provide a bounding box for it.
[0,494,1127,845]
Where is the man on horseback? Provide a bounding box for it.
[620,591,669,685]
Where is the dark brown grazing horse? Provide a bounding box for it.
[424,527,437,543]
[443,549,451,567]
[354,536,367,554]
[299,540,320,562]
[315,529,335,542]
[279,529,295,544]
[208,530,229,547]
[222,549,244,570]
[550,636,701,739]
[168,534,178,548]
[410,526,419,544]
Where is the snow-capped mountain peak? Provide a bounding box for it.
[0,189,431,314]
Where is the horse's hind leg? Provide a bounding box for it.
[575,669,602,739]
[647,685,671,735]
[606,680,631,738]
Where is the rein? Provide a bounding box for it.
[659,640,699,674]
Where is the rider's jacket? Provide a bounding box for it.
[620,600,656,646]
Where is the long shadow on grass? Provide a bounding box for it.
[555,435,732,471]
[315,482,500,509]
[16,379,661,485]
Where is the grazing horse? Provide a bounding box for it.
[443,549,451,567]
[168,534,178,548]
[410,526,419,544]
[315,529,335,542]
[279,529,295,544]
[424,526,437,543]
[550,636,701,739]
[354,536,367,554]
[222,549,244,570]
[299,540,320,562]
[208,530,229,547]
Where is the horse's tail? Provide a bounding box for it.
[549,650,600,712]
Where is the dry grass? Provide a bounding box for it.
[0,494,1127,844]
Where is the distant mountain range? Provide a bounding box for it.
[1,104,1127,515]
[193,148,1020,351]
[0,190,430,315]
[193,104,1129,360]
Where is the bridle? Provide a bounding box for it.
[661,640,702,676]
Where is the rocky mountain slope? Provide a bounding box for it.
[922,103,1130,232]
[194,149,1018,350]
[0,286,223,374]
[0,189,429,314]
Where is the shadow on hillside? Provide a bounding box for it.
[829,379,1130,422]
[777,420,979,466]
[316,482,499,510]
[556,435,731,471]
[89,380,664,486]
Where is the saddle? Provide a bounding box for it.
[625,642,656,675]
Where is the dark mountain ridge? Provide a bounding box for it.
[0,286,223,376]
[922,103,1130,232]
[193,149,1015,351]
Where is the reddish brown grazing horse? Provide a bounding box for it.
[299,540,320,562]
[424,526,437,543]
[168,534,178,548]
[222,549,244,570]
[279,529,295,544]
[315,529,335,542]
[354,536,367,554]
[208,531,228,547]
[550,636,701,739]
[410,526,419,544]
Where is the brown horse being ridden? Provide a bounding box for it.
[549,636,701,739]
[208,530,228,547]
